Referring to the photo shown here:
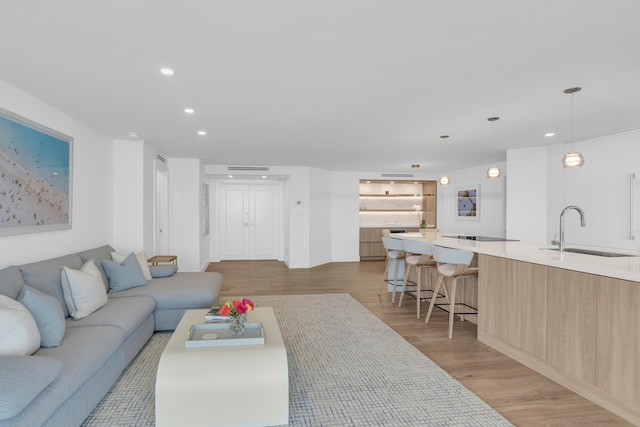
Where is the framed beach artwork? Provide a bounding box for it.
[0,107,72,236]
[456,185,479,221]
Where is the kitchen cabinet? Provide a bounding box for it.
[478,254,640,424]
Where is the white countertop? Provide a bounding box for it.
[394,232,640,283]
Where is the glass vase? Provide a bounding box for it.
[229,314,246,335]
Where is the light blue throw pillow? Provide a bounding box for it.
[0,356,63,419]
[102,252,147,293]
[18,285,65,347]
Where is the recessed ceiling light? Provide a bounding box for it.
[160,67,175,76]
[262,175,267,179]
[228,175,233,178]
[128,132,140,138]
[184,108,195,114]
[197,130,206,136]
[545,132,555,137]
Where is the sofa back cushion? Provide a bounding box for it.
[18,286,66,347]
[19,254,83,318]
[0,266,27,300]
[76,245,114,292]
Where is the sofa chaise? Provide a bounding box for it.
[0,245,222,427]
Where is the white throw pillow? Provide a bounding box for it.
[111,250,152,281]
[61,260,108,320]
[0,295,41,356]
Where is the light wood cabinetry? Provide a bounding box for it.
[479,255,546,359]
[546,267,597,385]
[596,276,640,409]
[478,254,640,424]
[359,228,388,260]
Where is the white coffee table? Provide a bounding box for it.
[155,307,289,427]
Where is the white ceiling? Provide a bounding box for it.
[1,1,639,174]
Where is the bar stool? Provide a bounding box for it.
[397,238,445,319]
[424,246,478,339]
[379,237,405,303]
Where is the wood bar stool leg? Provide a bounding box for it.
[416,267,422,319]
[391,258,401,304]
[398,263,412,308]
[448,277,458,339]
[424,274,444,325]
[379,258,391,298]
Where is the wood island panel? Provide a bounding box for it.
[596,277,640,409]
[479,255,547,359]
[546,267,597,385]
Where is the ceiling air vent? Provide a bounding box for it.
[381,173,414,178]
[227,166,270,171]
[156,155,167,163]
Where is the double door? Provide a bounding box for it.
[218,182,280,260]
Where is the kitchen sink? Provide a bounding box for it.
[542,247,638,257]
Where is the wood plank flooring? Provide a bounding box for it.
[206,259,631,426]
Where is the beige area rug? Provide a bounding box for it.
[83,293,512,426]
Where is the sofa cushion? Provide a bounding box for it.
[20,254,84,318]
[61,260,108,320]
[66,295,156,336]
[0,356,63,420]
[109,272,222,310]
[112,251,153,280]
[19,286,66,347]
[0,266,27,299]
[150,264,178,278]
[34,325,126,410]
[102,253,147,293]
[76,245,115,292]
[0,295,41,356]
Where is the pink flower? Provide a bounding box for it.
[218,303,231,316]
[242,298,254,311]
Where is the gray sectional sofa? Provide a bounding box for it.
[0,245,222,427]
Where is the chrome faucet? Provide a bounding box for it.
[554,205,586,253]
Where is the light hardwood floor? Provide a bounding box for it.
[207,259,631,426]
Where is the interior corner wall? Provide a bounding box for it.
[113,140,144,253]
[168,158,202,271]
[199,165,210,270]
[309,168,332,267]
[436,162,507,237]
[506,146,548,242]
[0,79,114,268]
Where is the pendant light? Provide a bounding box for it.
[486,117,501,179]
[562,87,585,168]
[438,135,450,185]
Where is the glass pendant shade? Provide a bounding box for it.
[562,150,585,168]
[439,176,450,186]
[486,165,501,179]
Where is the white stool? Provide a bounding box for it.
[379,237,405,303]
[398,238,446,319]
[424,246,478,339]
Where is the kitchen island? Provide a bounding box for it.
[396,232,640,424]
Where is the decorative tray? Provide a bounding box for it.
[185,322,265,348]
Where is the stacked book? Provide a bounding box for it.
[204,306,231,323]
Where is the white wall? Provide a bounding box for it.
[112,140,144,253]
[437,163,507,237]
[168,158,203,271]
[0,79,114,268]
[309,168,332,266]
[506,146,548,242]
[331,171,360,262]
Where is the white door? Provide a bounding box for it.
[154,160,169,255]
[219,182,279,260]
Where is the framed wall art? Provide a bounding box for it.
[0,107,72,236]
[456,185,479,221]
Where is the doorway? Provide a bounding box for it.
[217,180,282,260]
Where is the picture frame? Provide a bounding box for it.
[0,107,72,236]
[456,185,479,221]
